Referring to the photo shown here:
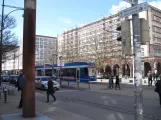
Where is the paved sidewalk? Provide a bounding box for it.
[0,89,93,120]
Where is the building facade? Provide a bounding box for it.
[58,14,122,68]
[2,35,57,74]
[58,5,161,78]
[35,35,57,65]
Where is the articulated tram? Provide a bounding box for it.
[35,62,96,82]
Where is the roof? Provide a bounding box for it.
[36,35,57,39]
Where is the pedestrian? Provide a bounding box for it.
[115,75,121,90]
[155,79,161,107]
[46,79,56,102]
[0,76,2,99]
[0,76,2,87]
[111,75,114,89]
[108,74,113,89]
[147,71,152,86]
[17,71,23,108]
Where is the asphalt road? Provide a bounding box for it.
[2,82,161,120]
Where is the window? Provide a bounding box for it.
[82,68,88,76]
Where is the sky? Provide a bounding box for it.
[1,0,161,38]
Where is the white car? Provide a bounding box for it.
[35,76,60,90]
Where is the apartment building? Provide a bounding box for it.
[2,35,57,74]
[58,14,122,65]
[58,4,161,77]
[35,35,57,65]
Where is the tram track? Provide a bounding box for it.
[58,96,161,120]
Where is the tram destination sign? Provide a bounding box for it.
[119,2,147,18]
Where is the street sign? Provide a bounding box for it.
[119,2,147,18]
[123,0,134,4]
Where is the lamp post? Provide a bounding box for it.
[0,0,24,78]
[52,54,58,77]
[59,56,63,86]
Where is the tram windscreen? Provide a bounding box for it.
[88,67,96,76]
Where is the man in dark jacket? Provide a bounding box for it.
[155,80,161,107]
[46,79,56,102]
[17,71,23,108]
[115,75,121,90]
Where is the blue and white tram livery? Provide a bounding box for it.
[55,62,96,82]
[35,62,96,82]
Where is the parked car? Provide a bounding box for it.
[97,74,103,79]
[9,75,19,84]
[35,76,60,90]
[1,75,10,82]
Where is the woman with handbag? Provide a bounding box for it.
[46,79,56,102]
[155,80,161,107]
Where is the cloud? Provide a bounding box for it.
[59,18,72,24]
[149,0,161,10]
[109,1,130,15]
[109,0,161,15]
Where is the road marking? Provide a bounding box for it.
[57,90,78,93]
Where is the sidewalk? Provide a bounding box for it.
[0,88,93,120]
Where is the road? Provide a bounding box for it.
[2,81,161,120]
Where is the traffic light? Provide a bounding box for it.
[116,19,131,56]
[116,25,121,41]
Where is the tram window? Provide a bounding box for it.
[82,68,88,76]
[37,70,42,76]
[64,68,76,76]
[45,69,52,76]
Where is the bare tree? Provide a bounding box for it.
[0,15,18,68]
[80,28,122,74]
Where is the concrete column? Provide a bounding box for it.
[23,0,36,118]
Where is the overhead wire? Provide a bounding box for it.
[7,0,23,8]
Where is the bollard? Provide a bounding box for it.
[88,81,90,90]
[68,81,69,86]
[60,78,62,87]
[4,87,7,103]
[0,87,2,99]
[77,81,79,89]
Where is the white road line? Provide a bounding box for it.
[57,90,78,93]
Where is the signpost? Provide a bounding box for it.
[119,2,147,18]
[123,0,134,4]
[120,0,145,119]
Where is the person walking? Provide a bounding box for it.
[155,79,161,107]
[46,79,56,102]
[115,75,121,90]
[108,74,113,89]
[17,71,23,108]
[0,76,2,99]
[147,71,152,86]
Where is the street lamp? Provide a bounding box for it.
[0,1,24,77]
[52,53,58,77]
[59,56,63,86]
